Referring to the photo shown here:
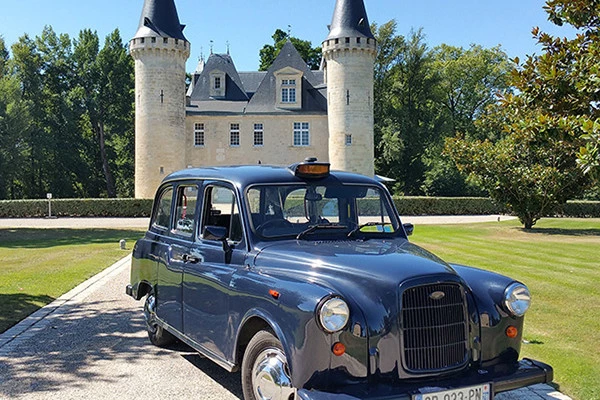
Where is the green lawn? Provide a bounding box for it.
[0,228,145,334]
[410,218,600,400]
[0,221,597,399]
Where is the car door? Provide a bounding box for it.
[183,182,248,360]
[155,183,200,334]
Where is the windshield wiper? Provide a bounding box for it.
[296,223,348,240]
[347,222,390,238]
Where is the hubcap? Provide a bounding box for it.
[252,347,295,400]
[144,294,158,333]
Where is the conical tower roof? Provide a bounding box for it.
[326,0,374,41]
[134,0,187,41]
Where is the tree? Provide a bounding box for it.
[446,109,590,229]
[372,25,446,194]
[432,44,511,139]
[421,44,511,196]
[5,26,135,200]
[445,0,599,228]
[259,29,322,71]
[0,36,8,77]
[0,40,32,199]
[73,29,135,198]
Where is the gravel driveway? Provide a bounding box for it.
[0,256,569,400]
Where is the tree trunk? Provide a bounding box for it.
[97,121,116,198]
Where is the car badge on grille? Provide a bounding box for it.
[429,291,446,300]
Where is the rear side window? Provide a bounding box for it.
[173,185,199,238]
[153,187,173,230]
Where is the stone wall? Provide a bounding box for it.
[323,38,376,177]
[184,114,329,167]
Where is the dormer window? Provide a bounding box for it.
[209,70,226,98]
[281,79,296,103]
[275,67,302,110]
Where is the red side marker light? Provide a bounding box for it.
[269,289,280,299]
[332,342,346,356]
[506,326,518,338]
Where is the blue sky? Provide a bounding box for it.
[0,0,577,73]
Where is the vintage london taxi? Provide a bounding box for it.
[126,158,553,400]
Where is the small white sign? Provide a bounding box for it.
[46,193,52,199]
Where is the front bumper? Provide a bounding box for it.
[297,359,553,400]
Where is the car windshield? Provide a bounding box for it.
[246,184,400,239]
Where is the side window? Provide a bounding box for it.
[152,187,174,231]
[356,188,395,232]
[202,186,243,243]
[173,185,199,238]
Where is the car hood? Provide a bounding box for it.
[254,238,456,282]
[253,238,462,336]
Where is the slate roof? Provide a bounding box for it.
[134,0,187,41]
[188,53,248,101]
[245,41,327,114]
[186,42,327,116]
[326,0,374,40]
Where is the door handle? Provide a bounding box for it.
[182,254,200,263]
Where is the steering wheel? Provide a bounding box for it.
[256,219,293,234]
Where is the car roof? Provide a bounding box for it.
[162,164,379,188]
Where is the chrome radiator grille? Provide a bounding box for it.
[401,283,468,372]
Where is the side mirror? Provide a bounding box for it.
[403,223,414,236]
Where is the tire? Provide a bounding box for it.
[241,330,296,400]
[143,291,176,347]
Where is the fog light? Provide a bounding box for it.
[506,326,518,338]
[332,342,346,356]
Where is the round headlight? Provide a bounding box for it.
[318,297,350,333]
[504,283,531,317]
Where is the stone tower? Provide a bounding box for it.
[130,0,190,198]
[323,0,376,177]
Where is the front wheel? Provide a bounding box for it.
[143,292,176,347]
[241,330,296,400]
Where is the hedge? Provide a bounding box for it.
[0,197,598,218]
[0,199,153,218]
[392,197,507,216]
[558,201,600,218]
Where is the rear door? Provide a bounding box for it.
[155,183,200,333]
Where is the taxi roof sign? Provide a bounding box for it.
[290,158,330,179]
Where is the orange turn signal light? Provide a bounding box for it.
[506,326,518,338]
[332,342,346,356]
[269,289,280,299]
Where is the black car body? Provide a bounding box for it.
[126,160,553,400]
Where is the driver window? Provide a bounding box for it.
[202,186,243,243]
[173,185,199,238]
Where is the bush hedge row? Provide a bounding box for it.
[0,199,153,218]
[392,197,508,216]
[0,197,598,218]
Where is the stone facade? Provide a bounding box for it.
[184,115,329,167]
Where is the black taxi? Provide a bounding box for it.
[126,158,553,400]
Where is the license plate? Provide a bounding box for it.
[413,383,491,400]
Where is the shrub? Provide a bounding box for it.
[559,201,600,218]
[392,197,507,216]
[0,197,598,218]
[0,199,153,218]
